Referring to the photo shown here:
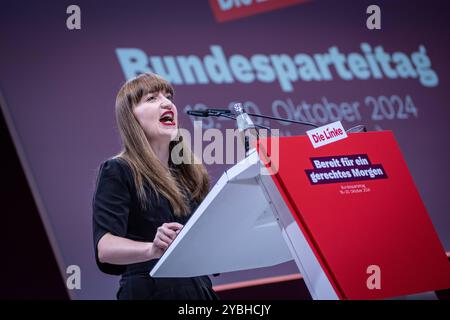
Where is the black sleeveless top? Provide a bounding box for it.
[92,157,218,300]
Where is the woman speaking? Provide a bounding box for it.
[92,73,218,300]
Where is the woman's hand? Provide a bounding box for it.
[150,222,183,259]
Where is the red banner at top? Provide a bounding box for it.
[209,0,311,22]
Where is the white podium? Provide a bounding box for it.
[150,150,338,300]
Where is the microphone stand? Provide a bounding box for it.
[246,112,318,128]
[187,110,271,131]
[187,109,367,134]
[215,113,272,132]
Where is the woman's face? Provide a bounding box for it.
[133,90,178,143]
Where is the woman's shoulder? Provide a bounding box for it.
[98,156,133,180]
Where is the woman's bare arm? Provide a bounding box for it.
[97,222,184,265]
[97,233,155,264]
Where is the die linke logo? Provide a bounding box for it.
[305,154,388,185]
[306,121,348,148]
[209,0,311,22]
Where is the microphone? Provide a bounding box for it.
[346,125,367,133]
[186,110,209,117]
[207,109,231,116]
[186,109,230,117]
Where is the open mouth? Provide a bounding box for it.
[159,111,176,126]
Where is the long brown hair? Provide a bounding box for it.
[114,73,209,216]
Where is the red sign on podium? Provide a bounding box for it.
[259,131,450,299]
